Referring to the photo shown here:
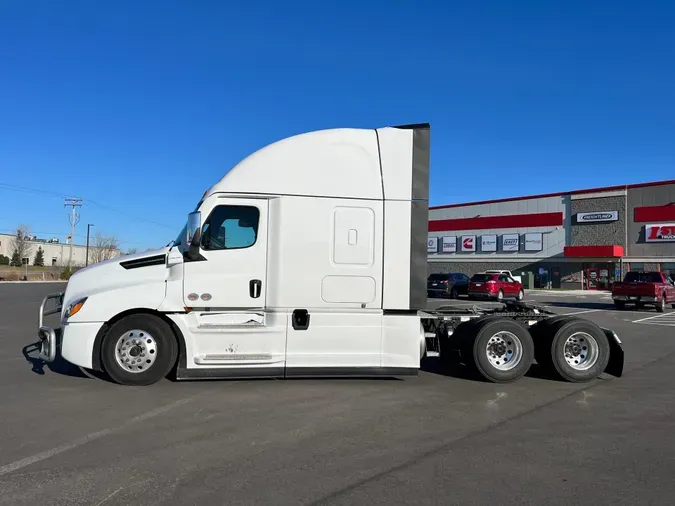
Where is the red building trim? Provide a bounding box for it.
[634,205,675,223]
[430,179,675,210]
[429,212,563,232]
[564,245,624,258]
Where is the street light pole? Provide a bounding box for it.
[85,224,94,266]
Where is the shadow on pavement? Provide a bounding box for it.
[544,301,618,311]
[421,356,561,383]
[22,341,89,378]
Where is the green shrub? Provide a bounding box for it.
[60,266,74,280]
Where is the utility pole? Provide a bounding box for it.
[64,197,82,268]
[85,223,94,266]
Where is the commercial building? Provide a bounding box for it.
[0,233,121,267]
[428,179,675,290]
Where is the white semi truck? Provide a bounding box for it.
[37,123,624,386]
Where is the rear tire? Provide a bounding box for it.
[496,290,504,302]
[656,296,665,313]
[538,318,610,382]
[458,317,534,383]
[451,287,458,299]
[614,301,625,310]
[101,314,178,386]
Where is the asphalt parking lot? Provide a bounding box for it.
[1,283,674,505]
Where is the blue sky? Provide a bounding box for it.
[1,0,673,251]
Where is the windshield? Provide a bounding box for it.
[471,274,493,282]
[172,199,204,247]
[173,223,188,247]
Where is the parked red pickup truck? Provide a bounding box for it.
[612,271,675,312]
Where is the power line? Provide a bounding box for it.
[0,229,150,247]
[0,181,176,230]
[85,200,175,230]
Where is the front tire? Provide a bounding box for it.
[101,314,178,386]
[516,289,524,301]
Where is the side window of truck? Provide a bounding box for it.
[201,205,260,250]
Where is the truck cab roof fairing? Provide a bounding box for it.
[205,128,384,200]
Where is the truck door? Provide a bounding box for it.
[182,197,286,374]
[183,197,268,308]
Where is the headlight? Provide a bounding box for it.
[65,297,88,319]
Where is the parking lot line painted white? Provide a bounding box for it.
[554,309,603,316]
[0,395,199,477]
[632,313,675,323]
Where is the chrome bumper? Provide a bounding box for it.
[37,292,64,363]
[613,295,657,302]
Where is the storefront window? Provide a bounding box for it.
[663,263,675,280]
[629,262,645,272]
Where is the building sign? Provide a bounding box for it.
[645,223,675,242]
[441,236,457,253]
[461,235,476,252]
[524,232,543,252]
[480,234,497,252]
[427,237,438,253]
[501,234,519,252]
[576,211,619,223]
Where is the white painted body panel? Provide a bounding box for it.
[266,196,384,310]
[54,124,429,379]
[285,311,382,368]
[60,321,104,369]
[63,247,170,323]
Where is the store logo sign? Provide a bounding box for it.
[501,234,519,252]
[576,211,619,223]
[524,232,543,252]
[646,224,675,242]
[461,235,476,252]
[427,237,439,253]
[480,235,497,252]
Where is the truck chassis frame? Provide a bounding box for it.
[37,294,624,385]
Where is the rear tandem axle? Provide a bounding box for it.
[420,301,624,384]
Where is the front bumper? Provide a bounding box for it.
[37,292,64,363]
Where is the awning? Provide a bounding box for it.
[563,245,624,258]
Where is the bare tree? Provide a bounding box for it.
[9,225,33,265]
[90,232,120,263]
[125,248,138,256]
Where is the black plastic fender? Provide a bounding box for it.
[601,327,624,378]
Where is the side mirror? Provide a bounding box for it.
[186,211,202,261]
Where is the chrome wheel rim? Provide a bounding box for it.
[518,290,524,300]
[564,332,599,371]
[114,330,157,373]
[486,331,522,371]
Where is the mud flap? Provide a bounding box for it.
[601,327,624,378]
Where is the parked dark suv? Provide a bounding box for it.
[427,273,470,299]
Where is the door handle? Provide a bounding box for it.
[249,279,262,298]
[292,309,310,331]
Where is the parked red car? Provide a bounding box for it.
[611,271,675,312]
[468,273,525,302]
